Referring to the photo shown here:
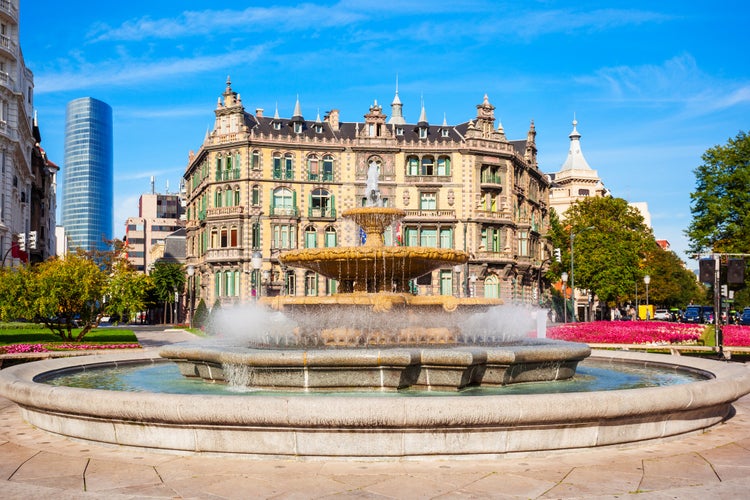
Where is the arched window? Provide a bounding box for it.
[272,187,296,216]
[305,271,318,296]
[284,153,294,180]
[407,155,419,176]
[324,227,337,247]
[251,150,260,170]
[421,156,435,176]
[484,275,500,299]
[437,156,451,176]
[215,188,223,207]
[307,154,319,181]
[251,184,260,206]
[304,226,317,248]
[322,155,334,181]
[230,225,238,247]
[224,185,234,207]
[210,227,218,248]
[272,152,282,179]
[220,226,228,247]
[310,188,333,218]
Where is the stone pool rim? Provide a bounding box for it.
[1,349,749,458]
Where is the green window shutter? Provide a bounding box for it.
[292,190,297,216]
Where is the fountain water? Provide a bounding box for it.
[160,175,589,391]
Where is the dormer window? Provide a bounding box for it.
[419,127,428,139]
[315,124,323,134]
[273,121,281,131]
[293,122,303,134]
[396,127,403,136]
[441,128,449,138]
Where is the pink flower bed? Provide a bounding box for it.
[721,325,750,347]
[1,343,141,354]
[547,321,704,345]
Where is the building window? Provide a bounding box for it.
[220,227,228,247]
[210,227,218,248]
[273,224,296,249]
[251,150,260,170]
[273,153,282,179]
[441,128,449,138]
[419,127,427,139]
[481,165,502,185]
[481,226,503,253]
[324,227,337,247]
[437,156,451,176]
[293,121,302,134]
[214,188,223,207]
[407,156,419,176]
[421,156,434,176]
[420,192,436,210]
[440,228,453,248]
[310,188,333,218]
[518,230,529,257]
[305,272,318,296]
[304,226,317,248]
[272,187,296,216]
[284,153,294,180]
[230,226,238,247]
[273,121,281,130]
[285,269,296,296]
[578,188,590,196]
[322,155,334,181]
[484,275,500,298]
[251,185,260,206]
[440,270,453,296]
[307,154,319,180]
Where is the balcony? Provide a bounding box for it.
[402,209,456,221]
[0,1,18,23]
[473,250,515,265]
[207,206,244,218]
[473,210,513,224]
[308,206,336,219]
[270,207,299,218]
[205,247,244,263]
[405,174,451,185]
[215,168,241,182]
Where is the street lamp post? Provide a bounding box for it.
[186,265,195,328]
[453,265,462,297]
[251,251,263,301]
[644,274,651,319]
[561,272,569,323]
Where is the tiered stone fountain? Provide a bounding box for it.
[160,166,591,391]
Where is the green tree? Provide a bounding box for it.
[150,261,186,323]
[192,298,209,329]
[105,260,155,323]
[686,131,750,254]
[562,196,654,309]
[642,243,704,308]
[29,254,107,340]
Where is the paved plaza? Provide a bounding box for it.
[2,329,750,498]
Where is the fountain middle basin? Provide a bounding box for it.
[2,349,750,457]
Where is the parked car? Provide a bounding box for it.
[702,306,715,323]
[740,308,750,326]
[653,309,671,321]
[682,305,705,324]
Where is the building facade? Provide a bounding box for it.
[62,97,113,252]
[183,79,551,307]
[0,0,57,267]
[124,191,185,273]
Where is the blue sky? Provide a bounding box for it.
[20,1,750,262]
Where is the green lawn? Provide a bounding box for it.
[0,323,138,346]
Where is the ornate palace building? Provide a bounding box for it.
[183,78,551,307]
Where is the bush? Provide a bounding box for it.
[192,299,209,329]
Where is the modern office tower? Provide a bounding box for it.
[62,97,113,252]
[0,0,57,267]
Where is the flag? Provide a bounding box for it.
[359,227,367,245]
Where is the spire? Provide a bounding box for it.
[292,95,303,120]
[273,102,280,120]
[560,116,592,171]
[417,95,428,126]
[442,113,448,127]
[389,75,406,125]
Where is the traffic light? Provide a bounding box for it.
[727,258,745,284]
[721,284,728,297]
[28,231,37,250]
[17,232,25,252]
[699,258,715,283]
[554,248,561,263]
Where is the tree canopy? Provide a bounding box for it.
[686,131,750,255]
[559,196,654,307]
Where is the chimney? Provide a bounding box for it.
[256,108,264,118]
[324,109,340,131]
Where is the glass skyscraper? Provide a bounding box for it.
[62,97,113,252]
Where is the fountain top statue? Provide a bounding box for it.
[366,159,382,207]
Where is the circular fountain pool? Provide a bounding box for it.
[2,349,749,458]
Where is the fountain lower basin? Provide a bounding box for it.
[2,349,750,458]
[160,340,591,391]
